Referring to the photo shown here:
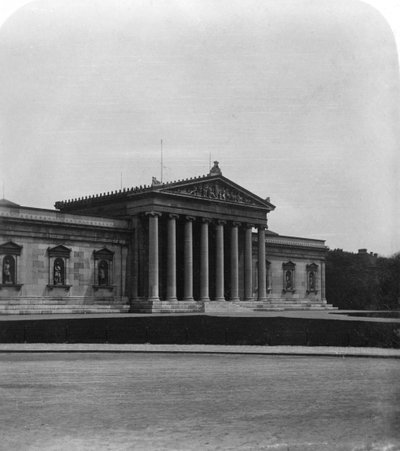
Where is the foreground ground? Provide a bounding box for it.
[0,352,399,450]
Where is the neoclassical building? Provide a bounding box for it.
[0,162,335,314]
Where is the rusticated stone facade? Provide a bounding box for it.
[0,163,335,314]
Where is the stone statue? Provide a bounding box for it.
[54,260,63,285]
[285,270,292,290]
[98,261,108,285]
[208,161,222,176]
[3,258,12,284]
[309,272,315,290]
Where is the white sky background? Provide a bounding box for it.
[0,0,399,256]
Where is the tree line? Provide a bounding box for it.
[326,249,400,310]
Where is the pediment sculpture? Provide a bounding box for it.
[163,181,260,206]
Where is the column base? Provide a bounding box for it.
[213,297,226,302]
[229,297,240,302]
[130,299,203,313]
[257,297,268,302]
[204,300,250,313]
[183,297,194,302]
[199,297,210,302]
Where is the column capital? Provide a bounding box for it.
[245,223,254,229]
[257,224,266,231]
[168,213,179,220]
[202,217,212,223]
[216,219,227,225]
[185,215,195,222]
[145,211,162,217]
[232,221,241,227]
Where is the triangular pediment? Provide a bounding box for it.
[0,241,22,255]
[48,245,71,258]
[93,248,114,261]
[158,176,275,210]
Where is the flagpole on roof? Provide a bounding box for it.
[161,139,163,183]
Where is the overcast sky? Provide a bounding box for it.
[0,0,399,256]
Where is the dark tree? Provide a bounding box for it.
[377,253,400,310]
[326,249,400,310]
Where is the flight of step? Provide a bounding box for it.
[0,297,130,315]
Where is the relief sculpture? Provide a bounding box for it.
[172,183,256,205]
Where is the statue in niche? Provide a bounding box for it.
[309,271,315,291]
[285,270,293,290]
[3,256,14,284]
[53,258,64,285]
[98,260,108,286]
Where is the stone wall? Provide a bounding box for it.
[0,239,128,298]
[0,205,130,307]
[252,233,327,303]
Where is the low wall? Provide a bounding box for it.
[0,315,399,348]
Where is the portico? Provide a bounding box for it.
[139,211,269,305]
[121,162,275,311]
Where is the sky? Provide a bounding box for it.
[0,0,399,256]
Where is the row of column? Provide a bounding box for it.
[146,212,267,302]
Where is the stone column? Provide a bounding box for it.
[146,211,161,301]
[321,261,326,301]
[131,228,138,299]
[230,222,240,301]
[166,214,178,301]
[215,220,226,301]
[199,218,210,301]
[244,224,253,301]
[183,216,195,301]
[257,225,267,301]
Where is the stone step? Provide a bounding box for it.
[0,309,129,315]
[0,299,122,305]
[254,304,337,311]
[0,298,130,314]
[0,305,129,311]
[0,307,129,313]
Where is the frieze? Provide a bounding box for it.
[0,209,127,228]
[164,182,259,206]
[265,237,326,249]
